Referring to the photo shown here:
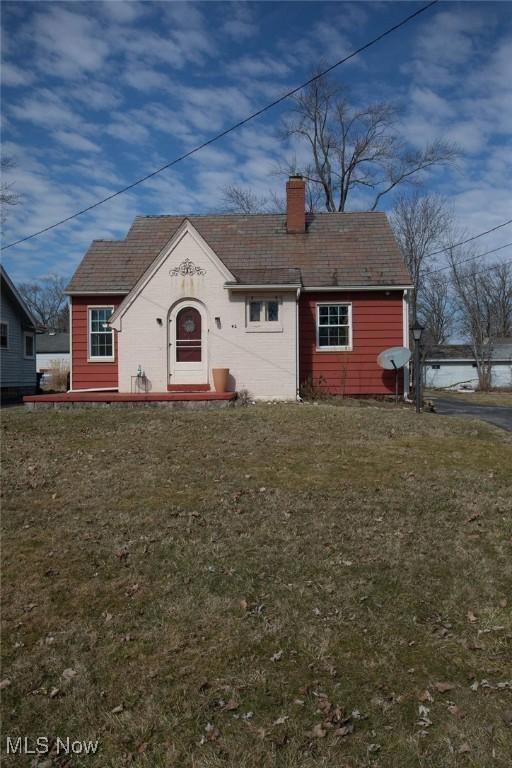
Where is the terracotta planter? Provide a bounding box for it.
[212,368,230,393]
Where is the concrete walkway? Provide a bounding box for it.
[431,396,512,432]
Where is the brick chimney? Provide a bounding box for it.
[286,175,306,234]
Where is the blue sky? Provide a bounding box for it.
[1,0,511,284]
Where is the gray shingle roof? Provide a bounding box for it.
[66,212,412,294]
[36,332,69,354]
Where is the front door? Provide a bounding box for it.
[169,303,208,385]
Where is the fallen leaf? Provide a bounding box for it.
[111,704,124,714]
[448,705,465,719]
[311,723,326,738]
[49,687,60,699]
[434,681,456,693]
[224,699,239,711]
[239,599,248,611]
[270,650,283,662]
[273,716,288,726]
[368,743,381,753]
[467,610,478,623]
[334,723,354,737]
[62,668,77,681]
[418,689,433,702]
[0,679,11,690]
[458,742,471,754]
[205,723,220,741]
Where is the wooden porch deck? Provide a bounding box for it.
[23,391,237,409]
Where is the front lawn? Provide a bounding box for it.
[426,389,512,407]
[1,404,511,767]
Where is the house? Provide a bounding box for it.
[424,341,512,390]
[65,176,413,400]
[36,331,70,374]
[1,265,38,402]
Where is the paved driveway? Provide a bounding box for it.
[431,396,512,432]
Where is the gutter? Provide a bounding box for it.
[224,283,302,291]
[301,284,414,292]
[296,287,301,401]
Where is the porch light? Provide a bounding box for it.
[412,320,424,342]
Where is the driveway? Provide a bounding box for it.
[431,396,512,432]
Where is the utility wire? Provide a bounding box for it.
[425,218,512,257]
[1,0,439,252]
[422,241,512,277]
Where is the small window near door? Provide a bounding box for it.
[247,298,281,331]
[0,322,7,348]
[24,332,35,358]
[432,364,441,370]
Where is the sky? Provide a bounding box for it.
[1,0,511,284]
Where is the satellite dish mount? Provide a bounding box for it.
[377,346,412,405]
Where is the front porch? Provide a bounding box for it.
[23,390,237,410]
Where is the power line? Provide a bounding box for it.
[1,0,439,252]
[423,240,512,277]
[425,218,512,257]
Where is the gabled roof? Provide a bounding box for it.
[427,341,512,361]
[0,265,38,329]
[36,332,69,354]
[66,212,412,294]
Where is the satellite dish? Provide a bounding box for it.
[377,346,411,405]
[377,346,411,371]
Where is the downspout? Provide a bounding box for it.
[296,287,302,401]
[403,289,412,401]
[68,296,73,392]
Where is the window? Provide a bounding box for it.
[316,303,352,350]
[24,332,34,358]
[88,307,114,360]
[247,298,282,331]
[432,364,441,370]
[0,322,7,349]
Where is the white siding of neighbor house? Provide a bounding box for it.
[37,352,70,372]
[424,361,512,389]
[0,289,37,389]
[111,224,297,399]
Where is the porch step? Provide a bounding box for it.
[167,383,211,392]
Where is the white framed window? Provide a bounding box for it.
[24,332,35,358]
[316,303,352,351]
[88,306,114,361]
[0,321,8,349]
[246,297,282,332]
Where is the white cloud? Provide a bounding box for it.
[227,54,290,79]
[53,131,101,153]
[9,90,85,130]
[1,62,34,87]
[105,116,150,144]
[223,3,258,41]
[123,65,174,91]
[30,7,110,78]
[99,1,147,24]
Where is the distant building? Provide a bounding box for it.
[424,340,512,389]
[1,265,38,401]
[36,331,70,373]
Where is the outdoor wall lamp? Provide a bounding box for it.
[156,317,163,325]
[215,316,221,328]
[411,320,424,413]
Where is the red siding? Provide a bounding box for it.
[299,291,405,395]
[71,296,123,390]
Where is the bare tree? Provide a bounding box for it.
[484,262,512,338]
[1,156,21,225]
[222,185,282,214]
[390,192,452,321]
[282,75,459,213]
[418,272,455,349]
[448,252,495,390]
[222,182,322,214]
[18,275,69,331]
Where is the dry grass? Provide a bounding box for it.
[426,390,512,407]
[42,360,69,392]
[1,403,511,767]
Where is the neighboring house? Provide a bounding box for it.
[65,176,413,400]
[36,331,70,373]
[1,265,38,401]
[424,340,512,389]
